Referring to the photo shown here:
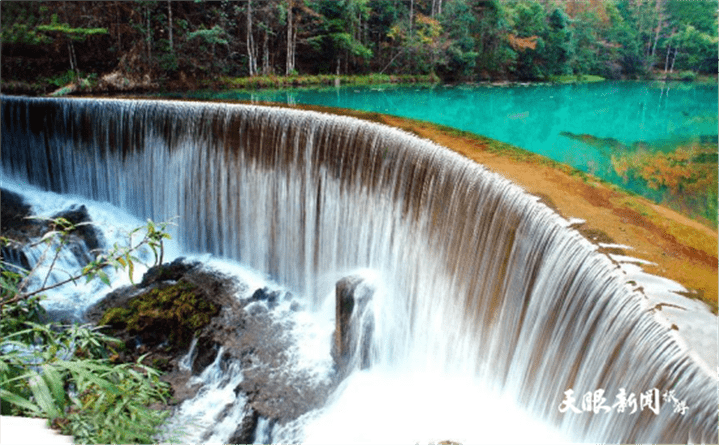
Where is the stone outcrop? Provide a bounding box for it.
[85,258,234,370]
[333,275,375,375]
[86,258,339,444]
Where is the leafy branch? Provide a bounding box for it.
[1,218,174,310]
[0,217,176,444]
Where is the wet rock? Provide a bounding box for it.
[0,190,104,271]
[191,334,221,375]
[51,204,104,255]
[87,257,339,440]
[1,189,44,270]
[228,408,260,445]
[333,275,375,374]
[1,189,34,236]
[141,257,201,286]
[249,286,283,309]
[84,259,236,373]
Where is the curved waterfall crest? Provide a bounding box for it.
[1,95,717,443]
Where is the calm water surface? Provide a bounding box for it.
[184,81,718,221]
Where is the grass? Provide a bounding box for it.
[210,73,441,91]
[548,74,606,83]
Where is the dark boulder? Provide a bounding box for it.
[333,275,375,375]
[84,259,237,372]
[1,190,105,271]
[51,204,104,255]
[140,257,202,286]
[1,188,44,271]
[227,408,260,444]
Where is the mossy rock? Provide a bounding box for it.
[98,279,219,351]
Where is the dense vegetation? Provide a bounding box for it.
[2,0,717,93]
[1,219,174,443]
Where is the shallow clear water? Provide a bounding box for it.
[185,81,719,221]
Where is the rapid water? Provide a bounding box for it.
[1,96,717,443]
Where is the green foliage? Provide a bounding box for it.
[548,74,605,84]
[670,25,718,73]
[0,23,50,45]
[2,0,717,88]
[214,72,438,90]
[187,25,228,46]
[36,15,108,41]
[0,218,174,443]
[437,0,479,79]
[677,70,696,82]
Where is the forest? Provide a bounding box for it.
[1,0,718,93]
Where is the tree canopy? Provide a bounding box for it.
[2,0,717,87]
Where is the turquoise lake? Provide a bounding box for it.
[181,81,719,222]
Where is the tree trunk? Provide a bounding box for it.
[247,0,257,76]
[410,0,414,30]
[67,40,79,80]
[168,0,173,53]
[146,4,151,66]
[263,30,270,75]
[431,0,442,17]
[664,43,671,73]
[649,1,663,69]
[669,46,678,73]
[286,0,294,76]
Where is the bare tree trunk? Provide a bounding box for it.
[247,0,257,76]
[263,30,270,75]
[67,40,78,79]
[168,0,173,53]
[431,0,442,17]
[669,46,678,73]
[410,0,414,30]
[286,0,294,76]
[292,25,297,75]
[649,1,664,70]
[146,4,151,66]
[116,4,122,52]
[664,44,671,73]
[61,2,79,80]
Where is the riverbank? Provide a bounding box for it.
[3,69,716,97]
[0,72,442,97]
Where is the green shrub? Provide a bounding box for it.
[1,218,174,443]
[678,70,697,81]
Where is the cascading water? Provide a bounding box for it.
[1,96,717,444]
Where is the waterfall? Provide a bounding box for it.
[2,96,717,443]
